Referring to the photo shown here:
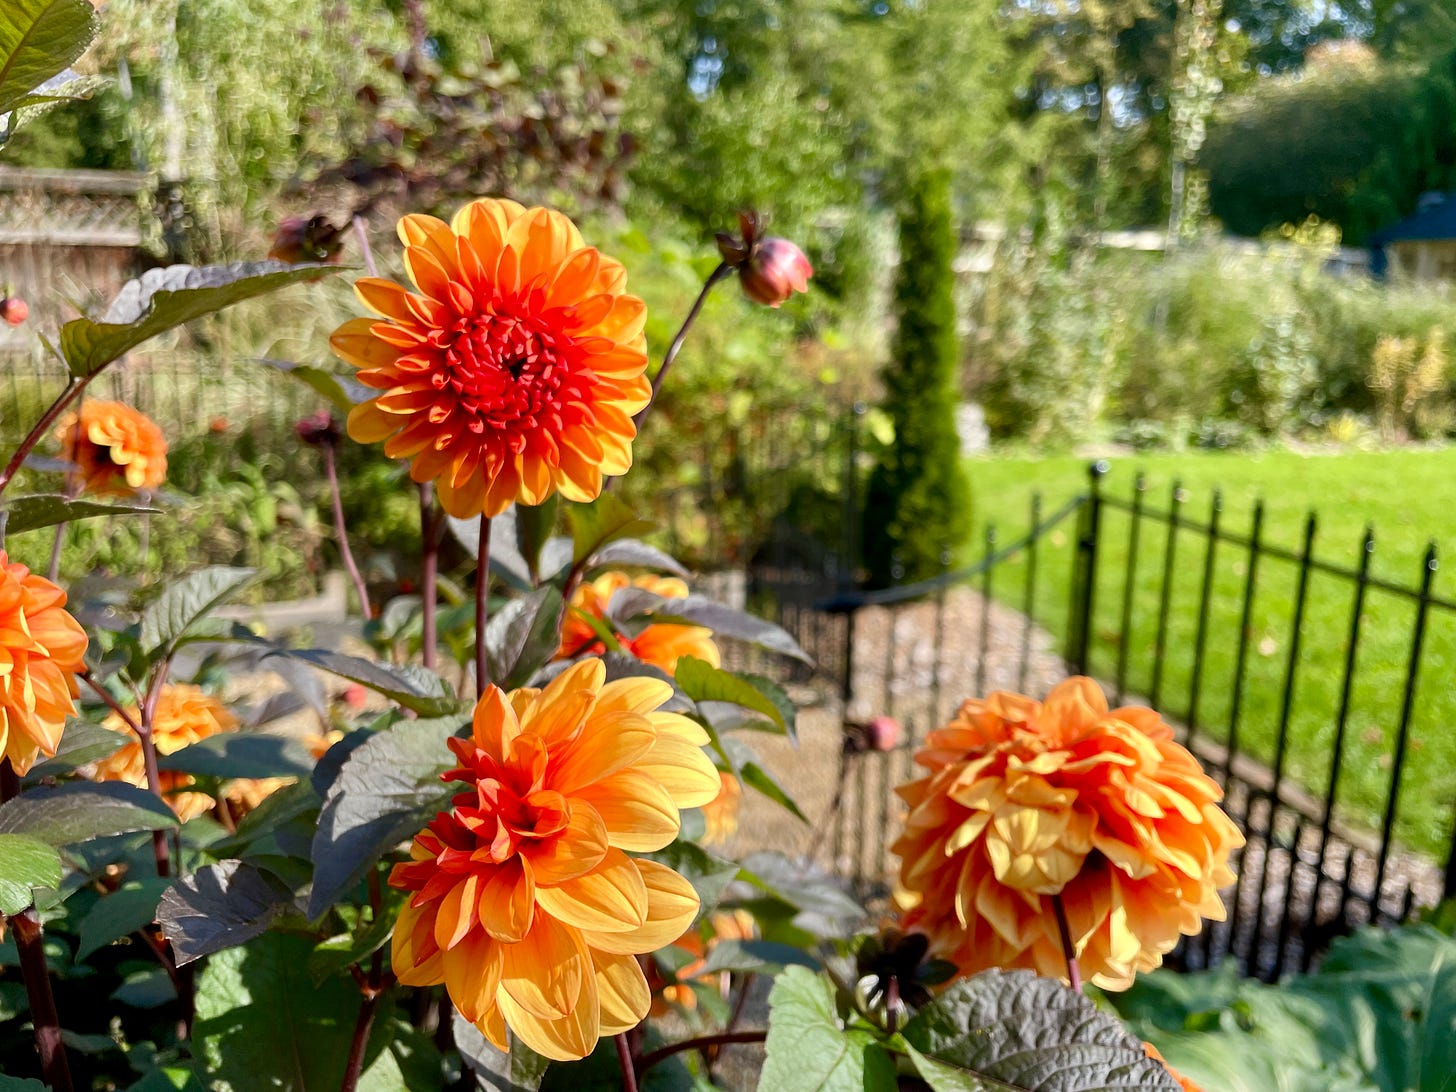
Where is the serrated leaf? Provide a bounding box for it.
[256,358,368,413]
[0,781,179,846]
[0,833,61,914]
[306,714,464,918]
[266,647,459,717]
[761,965,897,1091]
[139,566,256,660]
[484,585,564,688]
[0,0,98,118]
[674,657,793,737]
[61,261,341,378]
[452,1009,551,1091]
[157,733,314,781]
[569,493,654,565]
[155,859,295,965]
[901,970,1181,1091]
[1,494,159,534]
[75,877,172,959]
[607,590,810,663]
[647,839,740,923]
[588,538,689,578]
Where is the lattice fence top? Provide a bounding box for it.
[0,167,148,248]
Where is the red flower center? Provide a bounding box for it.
[437,313,594,450]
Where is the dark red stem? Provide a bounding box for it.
[2,761,74,1091]
[418,484,439,671]
[615,1032,640,1092]
[474,514,491,698]
[140,662,173,878]
[637,1031,767,1079]
[0,376,90,499]
[323,439,372,619]
[1051,893,1083,992]
[630,262,730,432]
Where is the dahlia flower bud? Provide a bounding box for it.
[295,409,341,446]
[268,214,346,264]
[715,210,812,308]
[1,296,28,326]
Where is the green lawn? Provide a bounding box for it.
[964,447,1456,861]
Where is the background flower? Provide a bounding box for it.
[557,571,719,674]
[56,401,168,496]
[389,659,720,1060]
[0,554,87,775]
[893,678,1243,990]
[332,199,651,517]
[93,684,238,821]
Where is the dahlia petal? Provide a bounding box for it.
[573,770,680,852]
[354,277,419,322]
[477,1002,510,1053]
[393,902,446,987]
[496,970,598,1063]
[594,676,674,718]
[548,248,602,308]
[519,685,594,747]
[397,214,462,277]
[443,929,502,1023]
[645,712,711,748]
[591,256,628,295]
[519,801,609,885]
[584,859,699,956]
[633,735,721,809]
[478,857,535,943]
[472,685,522,762]
[499,911,586,1020]
[434,874,480,951]
[404,245,459,307]
[592,950,651,1036]
[587,295,647,345]
[551,716,656,795]
[534,849,648,934]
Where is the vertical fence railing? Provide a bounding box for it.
[723,444,1456,980]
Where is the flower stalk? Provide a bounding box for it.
[636,1031,768,1080]
[1,760,74,1091]
[418,484,440,671]
[322,435,372,619]
[0,376,90,501]
[1051,893,1082,993]
[630,262,731,432]
[474,514,491,698]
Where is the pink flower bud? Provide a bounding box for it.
[1,297,28,326]
[866,715,901,752]
[342,683,368,710]
[739,237,813,308]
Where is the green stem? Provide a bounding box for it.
[418,484,439,671]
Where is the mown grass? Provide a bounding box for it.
[964,447,1456,860]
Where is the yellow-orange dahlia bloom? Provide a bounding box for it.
[331,200,651,518]
[558,572,719,675]
[389,658,721,1060]
[94,684,238,821]
[56,400,168,495]
[0,554,86,775]
[700,769,742,847]
[892,678,1243,990]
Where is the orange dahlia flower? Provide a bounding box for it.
[94,684,238,821]
[389,658,721,1061]
[331,200,651,518]
[56,400,168,495]
[700,769,742,847]
[0,554,86,775]
[893,678,1243,991]
[557,572,720,675]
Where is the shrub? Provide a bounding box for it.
[864,170,973,586]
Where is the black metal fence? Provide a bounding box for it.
[732,441,1456,981]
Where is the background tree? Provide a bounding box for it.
[863,170,973,587]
